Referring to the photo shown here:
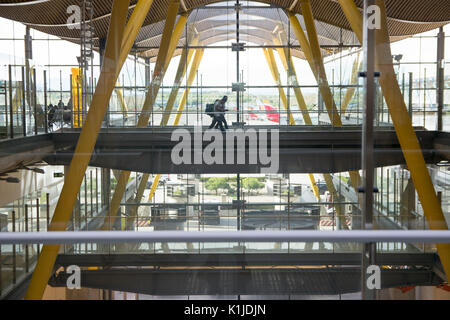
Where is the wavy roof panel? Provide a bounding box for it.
[0,0,448,61]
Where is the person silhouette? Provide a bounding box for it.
[208,96,229,132]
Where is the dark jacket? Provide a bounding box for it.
[214,100,226,118]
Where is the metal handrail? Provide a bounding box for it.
[1,230,450,244]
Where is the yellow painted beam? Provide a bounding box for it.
[148,174,161,201]
[338,0,450,278]
[131,35,198,210]
[173,48,205,125]
[336,0,363,43]
[307,174,321,201]
[341,53,362,115]
[71,68,83,128]
[104,0,184,229]
[115,81,128,117]
[264,44,347,218]
[289,10,363,178]
[262,46,322,202]
[12,85,22,113]
[266,43,321,200]
[24,0,132,300]
[372,0,450,275]
[101,171,131,231]
[126,173,150,221]
[289,9,360,227]
[287,15,313,67]
[164,13,189,72]
[262,48,293,125]
[136,36,199,209]
[119,0,155,66]
[137,0,183,128]
[273,35,312,125]
[288,8,342,126]
[323,174,348,230]
[161,35,199,126]
[147,47,205,201]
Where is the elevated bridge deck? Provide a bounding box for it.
[1,126,447,174]
[49,252,445,296]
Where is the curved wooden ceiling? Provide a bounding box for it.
[0,0,448,61]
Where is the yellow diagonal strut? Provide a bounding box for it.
[296,1,342,127]
[102,0,185,230]
[173,48,205,125]
[127,38,200,223]
[115,81,128,117]
[337,0,450,279]
[289,9,362,228]
[273,35,312,125]
[261,47,293,125]
[24,0,143,300]
[265,45,349,225]
[148,47,205,202]
[341,52,362,115]
[262,46,320,201]
[161,34,199,126]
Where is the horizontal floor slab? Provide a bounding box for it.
[1,126,446,174]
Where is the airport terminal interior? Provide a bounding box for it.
[0,0,449,300]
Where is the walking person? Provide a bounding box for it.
[208,96,229,132]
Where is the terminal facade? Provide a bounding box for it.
[0,0,449,300]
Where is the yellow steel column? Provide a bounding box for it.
[71,68,83,127]
[337,0,450,277]
[132,37,199,216]
[265,46,324,202]
[322,174,348,229]
[164,13,189,73]
[308,174,321,201]
[130,25,198,218]
[115,81,129,117]
[336,0,363,42]
[148,174,161,201]
[268,41,348,215]
[273,36,312,124]
[102,171,136,231]
[341,53,362,115]
[266,44,320,200]
[161,35,199,126]
[287,15,313,68]
[128,172,150,221]
[289,10,363,183]
[289,10,360,228]
[373,0,450,275]
[12,85,22,113]
[103,0,184,229]
[137,5,185,127]
[173,48,205,125]
[290,4,342,126]
[147,47,205,201]
[126,175,150,229]
[262,48,293,125]
[24,0,132,300]
[119,0,155,63]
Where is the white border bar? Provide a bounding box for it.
[1,230,450,244]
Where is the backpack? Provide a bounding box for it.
[205,103,215,117]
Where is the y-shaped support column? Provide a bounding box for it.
[337,0,450,279]
[24,0,145,300]
[102,1,185,230]
[265,43,321,201]
[147,47,205,202]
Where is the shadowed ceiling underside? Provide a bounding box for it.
[0,0,448,61]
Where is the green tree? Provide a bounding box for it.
[242,177,265,195]
[205,177,229,195]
